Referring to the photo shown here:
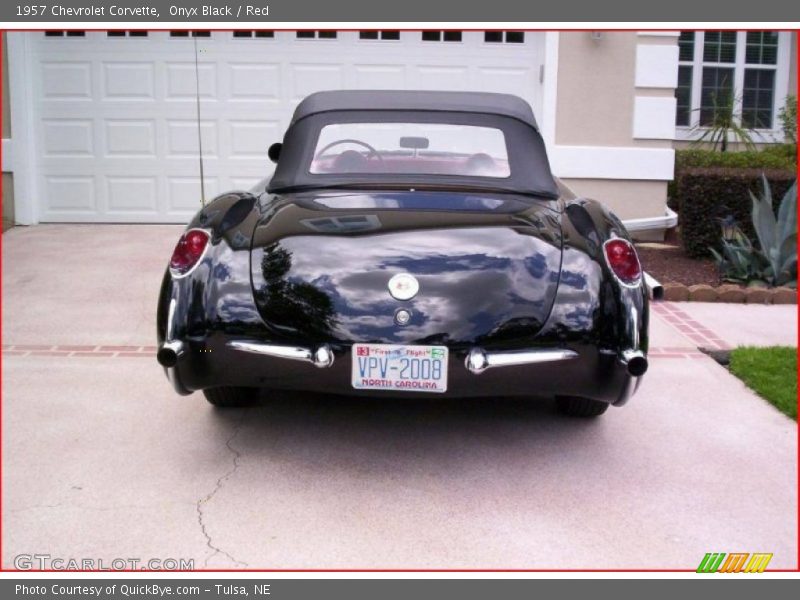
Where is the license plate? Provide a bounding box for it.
[351,344,449,393]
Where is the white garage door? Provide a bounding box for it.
[23,30,544,223]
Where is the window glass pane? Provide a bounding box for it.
[678,31,695,61]
[505,31,524,43]
[107,31,126,37]
[484,31,503,43]
[381,31,400,40]
[359,31,378,39]
[443,31,462,42]
[45,31,64,37]
[700,67,734,125]
[310,123,511,178]
[422,31,441,41]
[676,65,693,126]
[296,31,315,38]
[742,68,775,128]
[233,31,252,38]
[129,31,148,37]
[703,31,736,63]
[255,31,274,38]
[66,31,86,37]
[318,31,337,39]
[745,31,779,65]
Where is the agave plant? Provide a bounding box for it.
[751,176,797,286]
[710,176,797,287]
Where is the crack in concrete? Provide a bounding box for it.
[196,410,250,569]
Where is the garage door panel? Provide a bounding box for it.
[106,176,159,213]
[167,176,220,212]
[165,63,217,99]
[104,120,157,157]
[352,65,406,89]
[229,121,281,158]
[166,120,219,158]
[102,62,156,100]
[41,119,95,157]
[414,66,470,91]
[26,32,544,222]
[291,64,344,101]
[229,63,281,101]
[42,176,98,213]
[40,62,93,99]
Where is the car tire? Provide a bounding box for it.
[555,396,609,417]
[203,386,258,408]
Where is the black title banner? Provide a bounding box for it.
[1,0,799,23]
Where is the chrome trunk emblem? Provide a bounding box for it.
[387,273,419,300]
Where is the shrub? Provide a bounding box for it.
[668,146,797,208]
[779,95,797,143]
[677,168,796,258]
[675,146,796,170]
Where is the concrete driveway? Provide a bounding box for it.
[2,225,797,570]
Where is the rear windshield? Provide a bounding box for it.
[309,122,510,178]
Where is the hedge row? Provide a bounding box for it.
[677,167,796,258]
[667,146,796,208]
[675,145,796,170]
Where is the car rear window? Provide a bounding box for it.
[309,122,511,178]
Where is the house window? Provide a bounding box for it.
[233,31,275,38]
[170,31,211,38]
[484,31,525,43]
[296,31,337,39]
[107,31,149,37]
[45,31,85,37]
[359,31,400,40]
[422,31,462,42]
[675,30,787,132]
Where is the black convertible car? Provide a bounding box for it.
[157,90,650,417]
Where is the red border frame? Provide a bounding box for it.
[0,26,797,574]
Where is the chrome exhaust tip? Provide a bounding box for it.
[620,349,648,377]
[644,272,664,301]
[157,340,184,368]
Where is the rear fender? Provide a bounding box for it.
[542,197,648,362]
[156,191,264,346]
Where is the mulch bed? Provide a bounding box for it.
[636,244,722,287]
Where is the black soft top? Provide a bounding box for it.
[269,90,557,198]
[291,90,540,130]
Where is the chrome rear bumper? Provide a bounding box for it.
[465,347,579,374]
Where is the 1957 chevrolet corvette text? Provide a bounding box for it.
[157,90,650,417]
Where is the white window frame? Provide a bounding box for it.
[675,31,791,143]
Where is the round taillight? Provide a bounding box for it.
[603,238,641,286]
[169,229,209,276]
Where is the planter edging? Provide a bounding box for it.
[662,283,797,304]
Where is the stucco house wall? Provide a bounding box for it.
[555,31,677,225]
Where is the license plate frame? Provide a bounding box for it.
[351,343,449,393]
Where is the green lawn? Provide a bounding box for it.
[729,346,797,420]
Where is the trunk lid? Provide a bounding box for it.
[250,191,562,346]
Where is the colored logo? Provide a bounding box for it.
[431,348,445,359]
[356,346,370,357]
[696,552,773,573]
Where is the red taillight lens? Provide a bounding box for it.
[603,239,641,285]
[169,229,209,276]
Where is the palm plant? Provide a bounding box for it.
[690,92,757,152]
